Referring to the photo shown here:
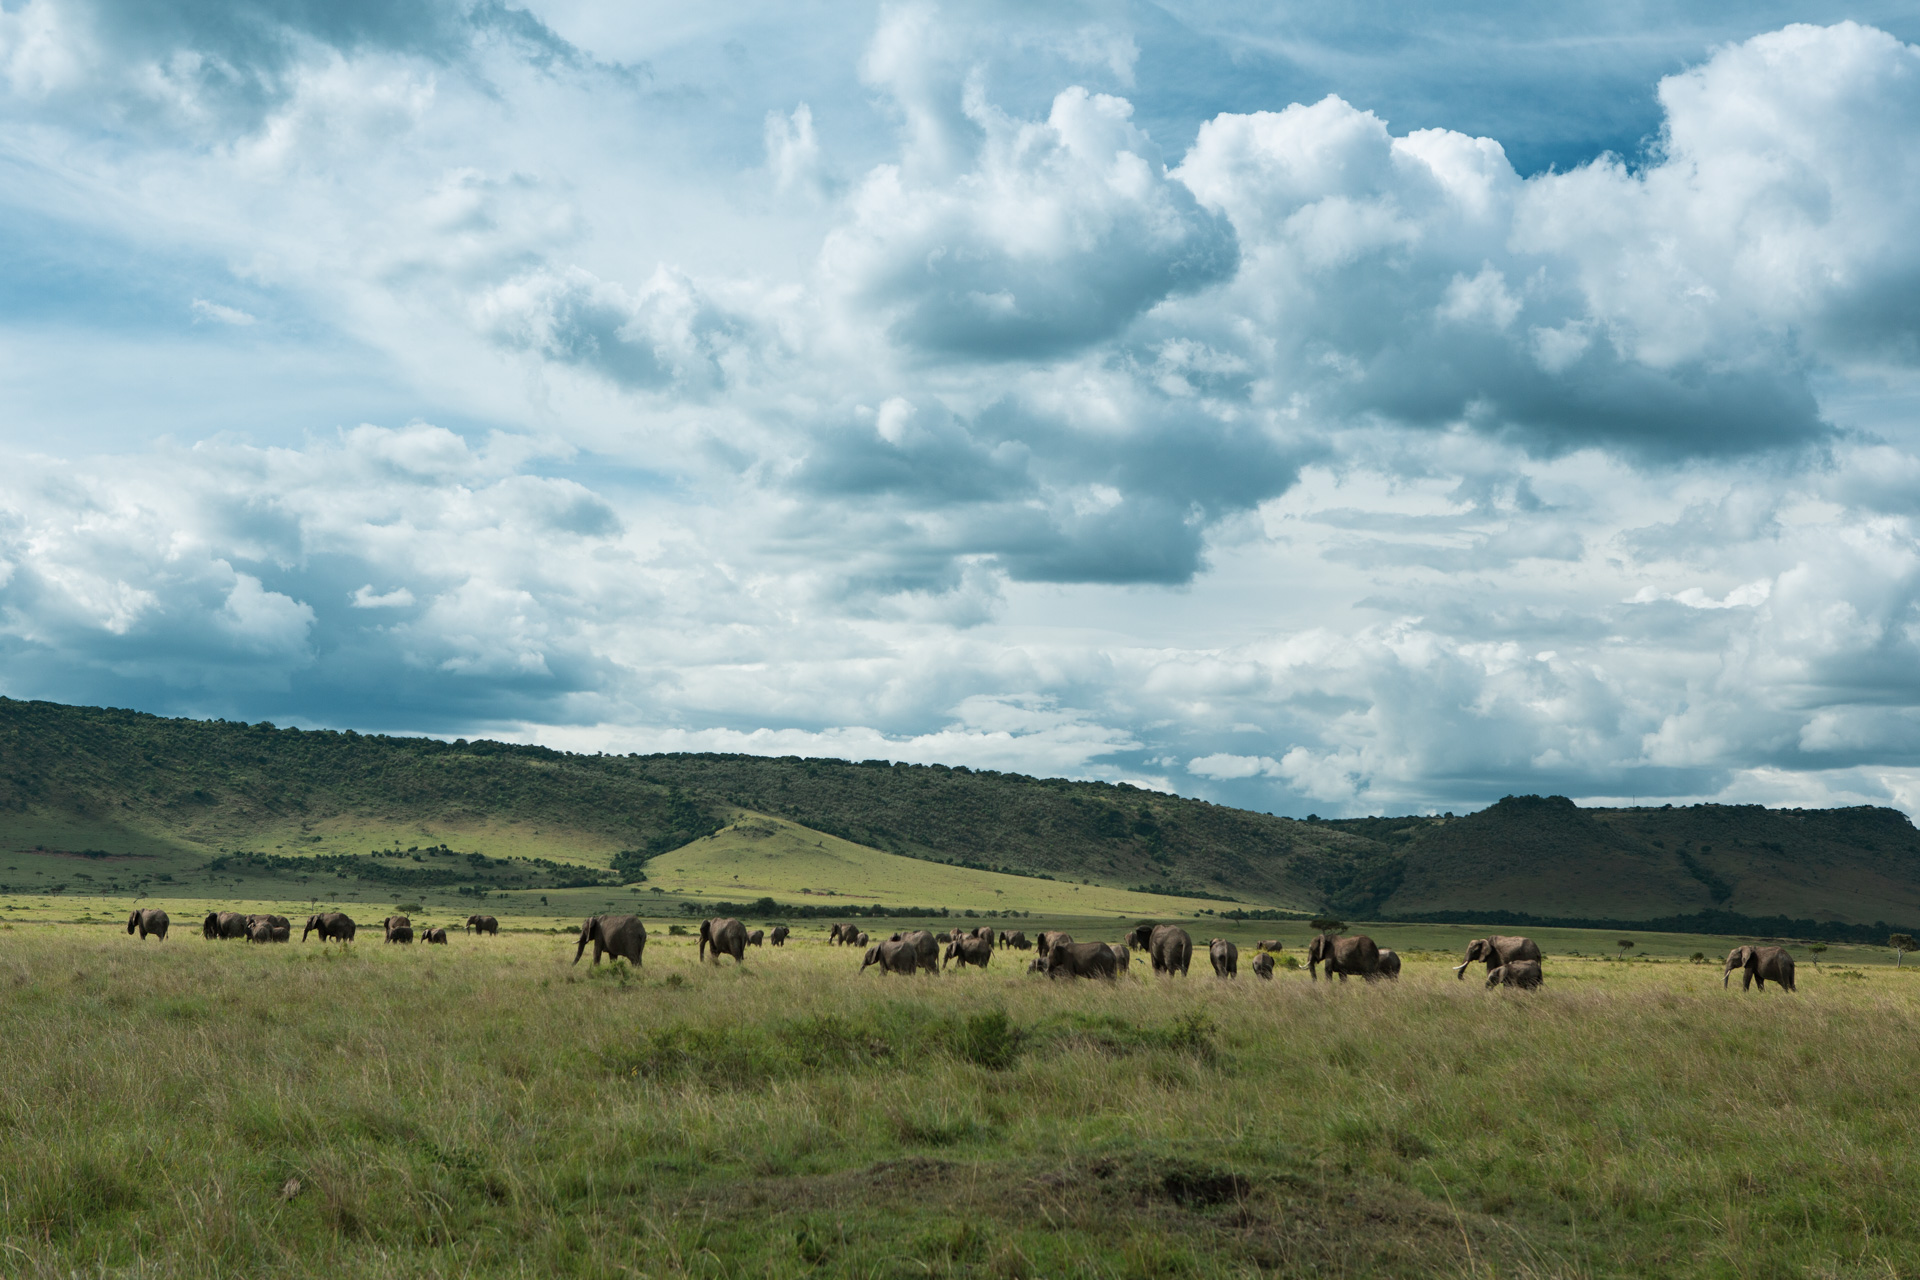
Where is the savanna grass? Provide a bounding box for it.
[2,925,1917,1278]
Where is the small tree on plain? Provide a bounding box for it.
[1617,939,1635,954]
[1309,917,1346,934]
[1808,942,1827,966]
[1690,952,1705,964]
[1891,934,1916,966]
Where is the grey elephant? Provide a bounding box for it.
[1255,939,1282,952]
[1037,930,1074,960]
[1307,933,1380,981]
[246,919,277,943]
[247,913,290,942]
[1027,957,1048,974]
[466,915,499,935]
[1128,923,1194,976]
[862,939,917,974]
[1456,936,1541,979]
[384,915,412,943]
[1044,941,1118,980]
[1209,938,1239,978]
[770,925,790,946]
[1376,949,1401,979]
[1726,945,1796,991]
[889,929,941,972]
[855,931,869,946]
[1107,943,1131,974]
[126,908,169,940]
[1487,960,1543,989]
[747,929,765,947]
[1003,931,1030,950]
[700,917,748,963]
[574,915,646,966]
[303,912,356,942]
[424,927,449,944]
[203,911,247,940]
[1251,951,1275,980]
[943,935,993,970]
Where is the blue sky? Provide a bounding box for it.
[4,1,1920,817]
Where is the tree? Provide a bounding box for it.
[1690,952,1706,964]
[1891,934,1916,966]
[1617,939,1635,954]
[1808,942,1827,966]
[1309,917,1346,934]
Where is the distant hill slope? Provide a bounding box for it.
[3,697,1919,930]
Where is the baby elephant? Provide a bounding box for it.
[423,927,448,944]
[1209,938,1238,978]
[1251,951,1275,980]
[1486,960,1543,989]
[1375,949,1401,980]
[387,925,415,945]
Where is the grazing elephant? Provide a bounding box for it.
[889,929,941,973]
[247,914,291,943]
[699,917,748,963]
[1128,924,1194,976]
[1255,939,1282,953]
[862,939,917,975]
[1487,960,1544,989]
[303,912,356,942]
[423,927,449,944]
[1107,943,1132,974]
[770,925,790,946]
[1730,945,1796,992]
[126,909,170,940]
[747,929,765,947]
[384,915,412,943]
[1456,936,1542,979]
[1307,933,1380,982]
[1037,930,1074,960]
[1044,941,1118,980]
[1251,952,1275,980]
[1004,931,1030,950]
[466,915,499,936]
[203,911,247,940]
[1209,938,1239,978]
[1375,949,1401,980]
[574,915,646,966]
[943,935,993,970]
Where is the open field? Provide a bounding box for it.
[4,923,1918,1277]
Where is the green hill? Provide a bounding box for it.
[2,696,1919,936]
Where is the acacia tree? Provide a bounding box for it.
[1891,934,1916,966]
[1309,917,1346,935]
[1617,938,1635,955]
[1808,942,1827,966]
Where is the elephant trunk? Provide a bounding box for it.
[1454,961,1470,979]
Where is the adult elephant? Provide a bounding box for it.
[747,929,765,947]
[861,939,917,975]
[574,915,646,966]
[303,912,356,942]
[770,925,790,946]
[1107,943,1132,974]
[943,935,992,970]
[1045,941,1118,980]
[1209,938,1239,978]
[1307,933,1380,982]
[1037,930,1074,960]
[1487,960,1544,989]
[383,915,412,944]
[1456,936,1541,979]
[855,931,869,947]
[423,927,448,945]
[466,915,499,936]
[126,909,169,940]
[1004,931,1030,950]
[1375,949,1402,980]
[700,917,748,964]
[247,913,291,943]
[1255,939,1282,953]
[203,911,247,940]
[1128,923,1194,976]
[1729,945,1796,992]
[247,919,280,943]
[890,929,940,973]
[829,924,855,945]
[1251,952,1275,980]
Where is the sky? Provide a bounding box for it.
[3,2,1920,818]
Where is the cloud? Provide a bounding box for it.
[191,298,256,325]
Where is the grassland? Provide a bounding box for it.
[4,921,1918,1278]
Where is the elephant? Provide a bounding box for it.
[1027,957,1048,974]
[1251,952,1275,980]
[1255,939,1282,952]
[1727,945,1796,992]
[700,917,748,963]
[1486,960,1544,989]
[1306,933,1380,982]
[303,912,356,942]
[424,927,449,944]
[970,925,995,942]
[889,929,941,973]
[862,939,917,975]
[830,924,860,945]
[1209,938,1239,978]
[383,915,412,943]
[126,909,169,940]
[855,931,869,947]
[247,914,291,942]
[466,915,499,936]
[1037,931,1074,960]
[1044,941,1118,980]
[747,929,765,947]
[1128,923,1194,976]
[770,925,790,946]
[574,915,646,966]
[247,919,277,943]
[1375,949,1402,980]
[1456,936,1541,979]
[943,935,993,970]
[203,911,247,940]
[1003,931,1030,950]
[1107,943,1131,974]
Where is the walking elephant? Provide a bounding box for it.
[943,935,993,970]
[1255,939,1282,953]
[1037,930,1074,960]
[246,914,290,942]
[1251,951,1275,980]
[1487,960,1543,989]
[862,939,917,974]
[202,911,247,940]
[1128,924,1194,976]
[747,929,765,947]
[1209,938,1239,978]
[247,919,278,943]
[383,915,413,943]
[1456,936,1541,979]
[1727,945,1795,991]
[889,929,940,973]
[303,912,356,942]
[1003,931,1030,950]
[700,917,748,963]
[1044,941,1118,980]
[770,925,790,946]
[574,915,646,966]
[466,915,498,936]
[423,927,449,944]
[1107,943,1132,974]
[1307,933,1380,982]
[855,931,869,947]
[1375,949,1401,980]
[126,909,169,940]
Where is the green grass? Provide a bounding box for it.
[3,923,1918,1277]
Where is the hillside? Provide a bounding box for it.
[3,697,1920,933]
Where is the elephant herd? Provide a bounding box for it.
[123,909,504,945]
